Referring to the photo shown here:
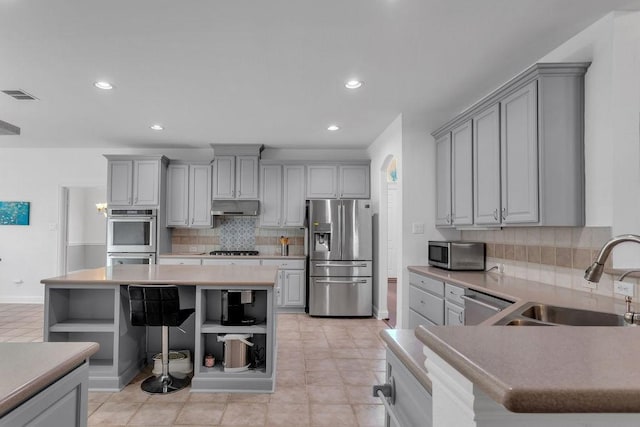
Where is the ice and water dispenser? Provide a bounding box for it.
[313,223,332,253]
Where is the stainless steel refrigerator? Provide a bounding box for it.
[307,199,373,316]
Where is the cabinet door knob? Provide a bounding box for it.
[493,209,499,221]
[458,311,464,323]
[501,207,507,220]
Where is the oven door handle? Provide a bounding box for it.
[460,295,502,312]
[109,216,155,221]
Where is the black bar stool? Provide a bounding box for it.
[128,285,195,394]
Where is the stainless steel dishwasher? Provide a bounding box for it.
[460,289,513,325]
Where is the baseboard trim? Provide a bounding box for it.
[373,305,389,320]
[0,296,44,304]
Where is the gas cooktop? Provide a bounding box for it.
[209,250,259,256]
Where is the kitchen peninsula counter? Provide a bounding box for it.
[398,266,640,425]
[0,342,98,426]
[41,265,279,393]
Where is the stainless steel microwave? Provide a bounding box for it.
[428,241,485,271]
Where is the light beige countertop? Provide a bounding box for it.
[408,265,640,413]
[416,325,640,413]
[380,329,431,393]
[41,265,279,286]
[408,265,627,321]
[159,253,307,260]
[0,342,99,417]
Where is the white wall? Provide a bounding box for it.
[0,149,107,302]
[541,11,640,267]
[0,147,214,303]
[367,114,402,319]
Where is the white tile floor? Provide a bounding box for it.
[0,304,388,426]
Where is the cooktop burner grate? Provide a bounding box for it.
[209,250,259,256]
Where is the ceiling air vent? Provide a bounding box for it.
[2,89,38,100]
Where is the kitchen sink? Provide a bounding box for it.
[493,302,628,326]
[505,318,553,326]
[520,303,627,326]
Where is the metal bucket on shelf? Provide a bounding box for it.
[217,333,254,372]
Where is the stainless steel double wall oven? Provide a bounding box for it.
[106,208,157,266]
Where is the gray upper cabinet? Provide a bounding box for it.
[259,164,282,227]
[105,155,167,208]
[435,133,452,227]
[282,165,305,226]
[501,81,538,224]
[434,62,589,228]
[306,165,338,198]
[338,165,370,199]
[212,155,259,199]
[473,104,501,225]
[260,164,305,227]
[167,163,212,228]
[451,120,473,226]
[306,163,370,199]
[211,144,263,200]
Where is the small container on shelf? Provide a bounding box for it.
[204,353,215,368]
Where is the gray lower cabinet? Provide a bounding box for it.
[383,349,432,427]
[192,285,275,392]
[444,283,465,326]
[262,259,306,311]
[44,281,276,393]
[44,284,144,391]
[0,363,90,427]
[408,273,444,328]
[435,62,589,227]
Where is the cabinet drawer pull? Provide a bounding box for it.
[493,209,499,221]
[501,207,506,220]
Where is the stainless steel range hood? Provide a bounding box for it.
[211,200,259,216]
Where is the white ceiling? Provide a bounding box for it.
[1,0,639,150]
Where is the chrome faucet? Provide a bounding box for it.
[584,234,640,325]
[584,234,640,283]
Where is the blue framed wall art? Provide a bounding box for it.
[0,201,30,225]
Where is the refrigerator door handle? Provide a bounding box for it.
[315,263,369,268]
[315,279,369,284]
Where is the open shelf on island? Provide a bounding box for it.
[201,320,267,334]
[49,319,116,333]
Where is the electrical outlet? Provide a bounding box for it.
[189,246,198,253]
[583,280,598,290]
[614,280,634,297]
[411,223,425,234]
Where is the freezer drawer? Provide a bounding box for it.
[309,260,372,277]
[309,277,372,316]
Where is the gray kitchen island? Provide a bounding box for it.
[41,264,278,393]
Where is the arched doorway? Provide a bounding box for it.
[382,156,400,327]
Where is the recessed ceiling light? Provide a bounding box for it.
[150,124,164,131]
[345,80,363,89]
[94,81,114,90]
[327,125,340,131]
